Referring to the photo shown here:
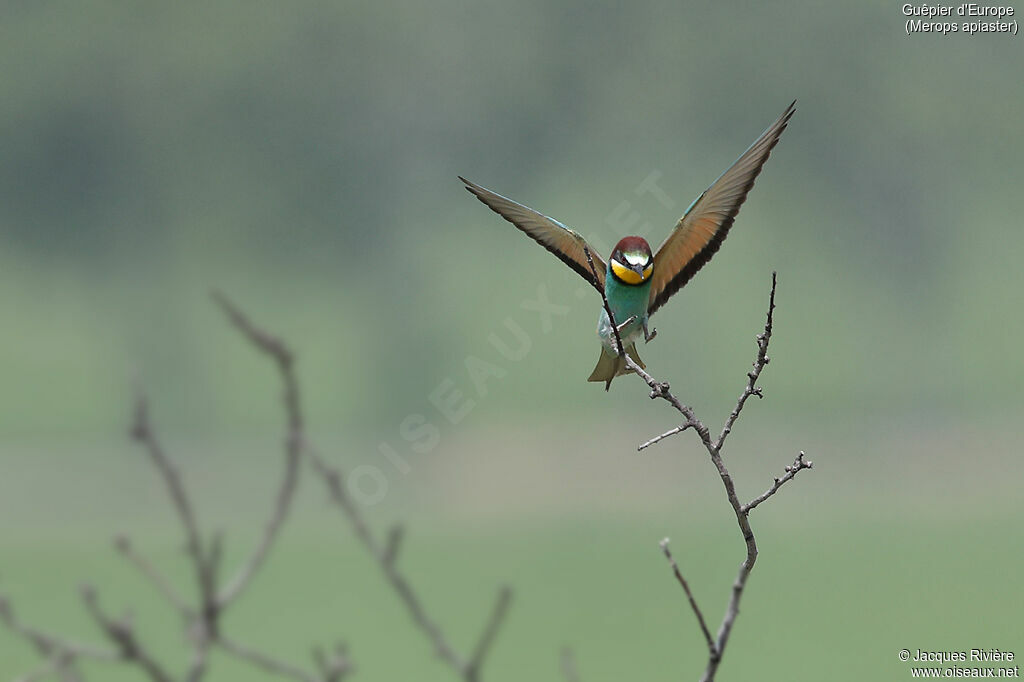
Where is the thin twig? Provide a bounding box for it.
[130,389,220,673]
[382,524,404,569]
[211,291,303,609]
[219,633,320,682]
[130,393,212,610]
[387,567,467,672]
[306,449,378,551]
[0,596,118,664]
[715,271,777,452]
[309,446,465,671]
[309,446,510,680]
[322,449,467,668]
[206,293,349,682]
[742,451,813,514]
[637,424,690,451]
[79,585,174,682]
[465,587,514,682]
[658,539,715,658]
[185,631,210,682]
[114,535,194,618]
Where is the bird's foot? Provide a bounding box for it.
[643,321,657,343]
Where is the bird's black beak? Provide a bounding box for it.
[631,262,648,276]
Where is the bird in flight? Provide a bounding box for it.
[460,101,794,390]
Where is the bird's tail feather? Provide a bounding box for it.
[587,343,645,390]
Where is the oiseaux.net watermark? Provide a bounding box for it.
[344,171,679,506]
[899,648,1019,678]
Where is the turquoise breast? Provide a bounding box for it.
[597,270,651,350]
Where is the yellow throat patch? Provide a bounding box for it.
[611,259,652,285]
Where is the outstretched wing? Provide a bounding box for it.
[647,101,795,317]
[460,176,606,293]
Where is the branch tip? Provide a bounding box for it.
[659,538,715,656]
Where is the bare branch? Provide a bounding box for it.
[465,587,513,682]
[306,449,377,550]
[9,293,513,682]
[79,585,174,682]
[0,595,117,665]
[130,392,212,609]
[211,291,303,609]
[308,447,465,671]
[114,535,193,618]
[381,524,404,569]
[388,568,467,670]
[742,451,813,514]
[623,355,714,450]
[129,389,221,677]
[658,539,715,658]
[210,293,513,680]
[204,294,350,682]
[625,272,812,682]
[637,424,691,451]
[205,531,225,604]
[308,446,511,680]
[184,632,210,682]
[219,634,320,682]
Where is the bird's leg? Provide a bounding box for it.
[643,319,657,343]
[615,315,637,333]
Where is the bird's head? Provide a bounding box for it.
[609,236,653,285]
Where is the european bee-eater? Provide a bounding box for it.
[461,101,794,389]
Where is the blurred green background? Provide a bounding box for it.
[2,1,1021,680]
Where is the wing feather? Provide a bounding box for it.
[460,177,606,292]
[647,101,795,316]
